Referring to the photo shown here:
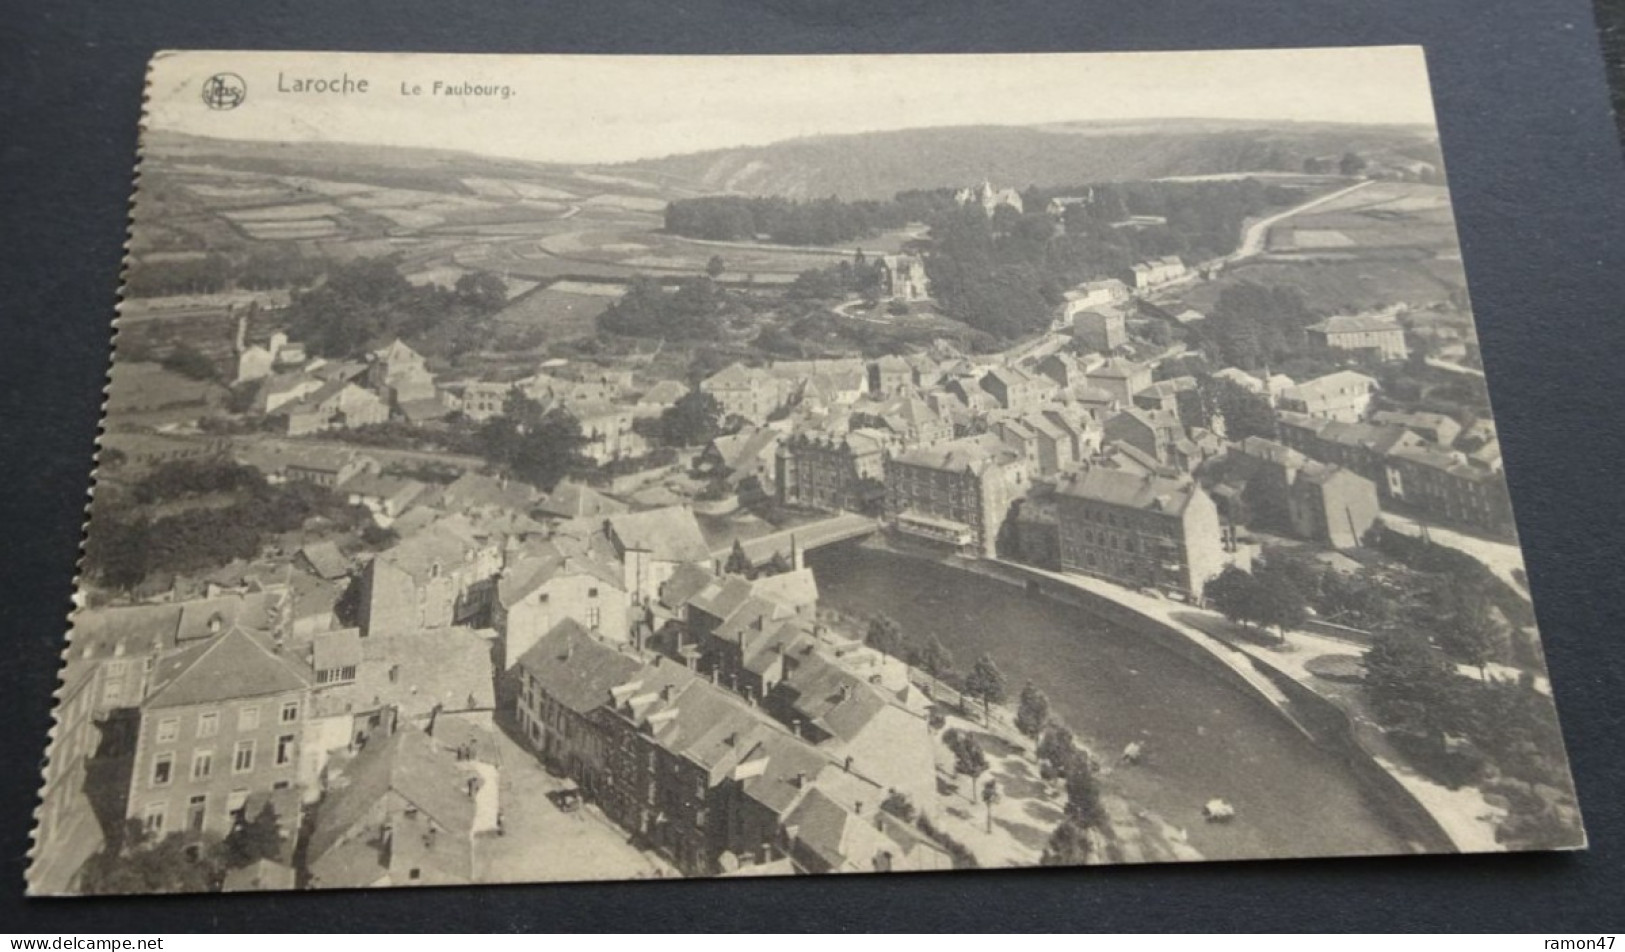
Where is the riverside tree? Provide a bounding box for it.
[964,653,1008,722]
[1015,682,1052,739]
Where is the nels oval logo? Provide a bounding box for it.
[201,72,247,110]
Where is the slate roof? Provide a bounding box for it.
[496,545,623,609]
[536,481,627,520]
[889,433,1018,475]
[514,619,642,716]
[606,506,711,563]
[144,627,311,710]
[1056,467,1201,516]
[305,728,475,876]
[1309,314,1403,334]
[299,541,350,581]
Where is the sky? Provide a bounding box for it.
[146,47,1439,165]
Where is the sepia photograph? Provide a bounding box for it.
[28,46,1585,896]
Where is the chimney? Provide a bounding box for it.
[660,684,675,702]
[793,771,807,789]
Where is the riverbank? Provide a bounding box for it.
[954,550,1466,855]
[809,538,1413,861]
[803,606,1202,868]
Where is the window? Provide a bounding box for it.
[156,718,179,744]
[197,711,219,738]
[280,701,300,723]
[142,802,166,834]
[233,740,255,774]
[151,753,174,787]
[587,606,602,630]
[187,795,207,832]
[191,750,213,781]
[238,705,260,732]
[226,789,249,819]
[588,587,599,598]
[276,734,295,767]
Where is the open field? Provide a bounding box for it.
[488,284,622,342]
[1181,256,1466,314]
[1265,182,1459,255]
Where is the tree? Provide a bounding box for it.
[706,255,726,279]
[963,653,1008,722]
[1062,751,1107,829]
[982,778,1002,833]
[1434,578,1503,677]
[224,802,284,869]
[454,271,508,311]
[1015,682,1051,739]
[1362,630,1464,742]
[658,390,726,448]
[1205,565,1264,629]
[1040,819,1095,866]
[475,394,590,491]
[724,539,752,577]
[1203,376,1275,442]
[1252,559,1309,643]
[79,824,226,895]
[161,343,218,381]
[909,633,955,679]
[1339,151,1368,177]
[945,729,989,803]
[865,614,905,667]
[1036,724,1077,781]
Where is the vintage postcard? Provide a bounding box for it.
[29,47,1584,895]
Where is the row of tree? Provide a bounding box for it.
[663,192,957,245]
[125,245,328,298]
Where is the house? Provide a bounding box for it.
[535,481,628,521]
[979,365,1052,412]
[1103,407,1188,470]
[495,544,630,667]
[357,522,505,636]
[344,473,430,522]
[954,180,1023,216]
[1063,278,1131,314]
[1046,192,1095,217]
[870,355,916,396]
[1277,371,1379,423]
[443,381,511,422]
[301,624,497,777]
[1123,256,1187,290]
[366,339,438,409]
[1306,313,1409,362]
[875,255,928,301]
[513,620,642,797]
[1083,357,1153,405]
[304,727,485,889]
[435,471,536,517]
[869,394,952,448]
[1053,467,1233,598]
[1227,437,1379,549]
[1276,411,1427,492]
[700,363,786,425]
[572,401,646,464]
[254,372,326,416]
[1371,410,1462,448]
[26,661,106,895]
[124,627,311,840]
[1384,443,1514,534]
[775,430,890,514]
[605,506,713,604]
[297,541,350,582]
[885,433,1029,558]
[700,427,783,496]
[1071,309,1127,354]
[235,443,378,489]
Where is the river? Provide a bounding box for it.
[806,540,1412,862]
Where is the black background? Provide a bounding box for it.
[3,0,1624,933]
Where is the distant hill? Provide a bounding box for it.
[612,120,1442,199]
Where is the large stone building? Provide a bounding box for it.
[884,433,1029,558]
[875,255,929,301]
[1277,371,1379,423]
[1071,308,1127,354]
[776,430,890,514]
[700,363,786,425]
[1053,468,1231,598]
[125,627,311,839]
[1306,313,1409,362]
